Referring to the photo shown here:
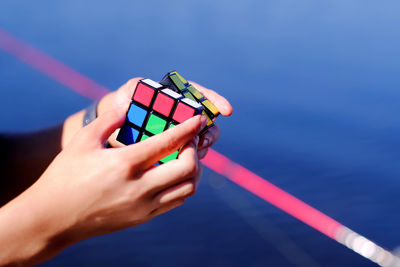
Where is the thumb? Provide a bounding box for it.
[85,103,129,146]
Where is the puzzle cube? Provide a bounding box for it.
[160,71,219,130]
[117,78,203,164]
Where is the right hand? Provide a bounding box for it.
[23,105,208,243]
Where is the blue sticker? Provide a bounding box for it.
[127,104,147,127]
[117,124,139,145]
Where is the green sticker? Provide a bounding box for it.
[140,134,150,141]
[145,114,167,135]
[160,150,179,163]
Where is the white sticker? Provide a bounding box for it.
[162,88,182,99]
[182,98,202,109]
[142,78,162,89]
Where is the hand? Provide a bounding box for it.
[0,106,208,266]
[97,78,233,159]
[44,107,207,236]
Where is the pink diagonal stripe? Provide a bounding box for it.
[201,149,341,239]
[0,29,109,101]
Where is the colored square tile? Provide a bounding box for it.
[162,88,183,100]
[173,101,196,123]
[168,122,177,129]
[133,81,156,106]
[140,133,151,141]
[117,125,139,145]
[183,91,196,101]
[171,71,188,84]
[153,92,175,117]
[145,113,167,135]
[160,150,179,163]
[142,78,163,89]
[182,97,203,109]
[202,111,214,127]
[201,99,219,116]
[170,74,186,90]
[187,85,204,100]
[127,103,147,127]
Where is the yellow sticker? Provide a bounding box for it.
[201,99,219,116]
[187,85,204,100]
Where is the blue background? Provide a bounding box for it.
[1,1,400,266]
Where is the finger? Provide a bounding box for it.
[84,104,129,146]
[96,78,143,131]
[197,148,208,159]
[190,81,233,116]
[118,77,143,100]
[150,198,185,217]
[198,124,220,149]
[121,115,207,170]
[108,129,125,148]
[154,179,195,205]
[137,137,199,195]
[193,162,203,189]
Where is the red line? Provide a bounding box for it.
[201,149,341,238]
[0,29,109,101]
[0,28,342,240]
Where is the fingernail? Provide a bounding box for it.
[200,115,208,129]
[201,137,210,148]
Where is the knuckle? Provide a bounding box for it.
[181,158,198,177]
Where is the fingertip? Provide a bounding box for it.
[121,77,144,99]
[189,81,233,116]
[199,124,220,149]
[216,97,233,116]
[185,115,207,136]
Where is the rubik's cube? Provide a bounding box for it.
[117,72,220,164]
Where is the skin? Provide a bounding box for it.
[0,78,233,266]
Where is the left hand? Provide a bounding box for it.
[97,77,233,159]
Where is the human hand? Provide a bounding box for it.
[97,77,233,158]
[24,106,207,251]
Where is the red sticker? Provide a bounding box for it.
[153,92,175,117]
[173,102,195,123]
[133,82,155,106]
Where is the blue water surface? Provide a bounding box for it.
[1,1,400,266]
